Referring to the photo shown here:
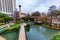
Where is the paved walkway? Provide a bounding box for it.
[0,36,6,40]
[0,23,14,28]
[18,24,26,40]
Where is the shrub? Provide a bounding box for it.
[25,23,30,32]
[28,20,30,22]
[0,22,20,34]
[25,23,30,27]
[0,18,5,23]
[51,32,60,40]
[15,22,20,24]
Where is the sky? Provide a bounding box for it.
[16,0,60,13]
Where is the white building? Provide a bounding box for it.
[0,0,16,13]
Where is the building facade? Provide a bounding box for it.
[0,0,16,13]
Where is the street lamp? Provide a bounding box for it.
[19,5,21,21]
[19,5,21,12]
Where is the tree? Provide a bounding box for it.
[53,10,60,16]
[0,12,13,23]
[48,5,57,27]
[4,17,13,22]
[32,11,41,16]
[49,5,56,11]
[0,13,8,18]
[49,5,57,16]
[0,18,5,23]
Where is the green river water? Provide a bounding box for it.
[0,31,18,40]
[26,22,60,40]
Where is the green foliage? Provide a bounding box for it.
[4,17,13,21]
[41,23,49,27]
[25,23,30,32]
[28,20,30,22]
[15,22,20,24]
[0,13,8,18]
[53,10,60,16]
[0,23,20,34]
[0,12,12,23]
[5,28,13,31]
[25,23,30,27]
[0,18,5,23]
[49,5,60,16]
[22,17,25,19]
[10,22,20,27]
[51,32,60,40]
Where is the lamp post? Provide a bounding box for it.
[19,5,21,12]
[19,5,21,21]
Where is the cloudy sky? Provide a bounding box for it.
[16,0,60,13]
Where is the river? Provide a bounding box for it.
[26,22,60,40]
[0,31,18,40]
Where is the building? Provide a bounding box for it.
[20,13,26,18]
[13,11,20,22]
[0,0,2,11]
[13,11,26,22]
[41,13,46,16]
[0,0,16,13]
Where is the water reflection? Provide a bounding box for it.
[25,25,30,32]
[26,22,60,40]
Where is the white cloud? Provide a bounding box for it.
[16,0,37,12]
[34,0,60,13]
[16,0,60,13]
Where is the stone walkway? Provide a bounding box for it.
[18,24,26,40]
[0,36,6,40]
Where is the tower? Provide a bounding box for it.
[19,5,21,20]
[19,5,21,12]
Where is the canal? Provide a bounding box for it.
[26,22,60,40]
[0,31,18,40]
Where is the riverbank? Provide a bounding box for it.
[40,23,60,30]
